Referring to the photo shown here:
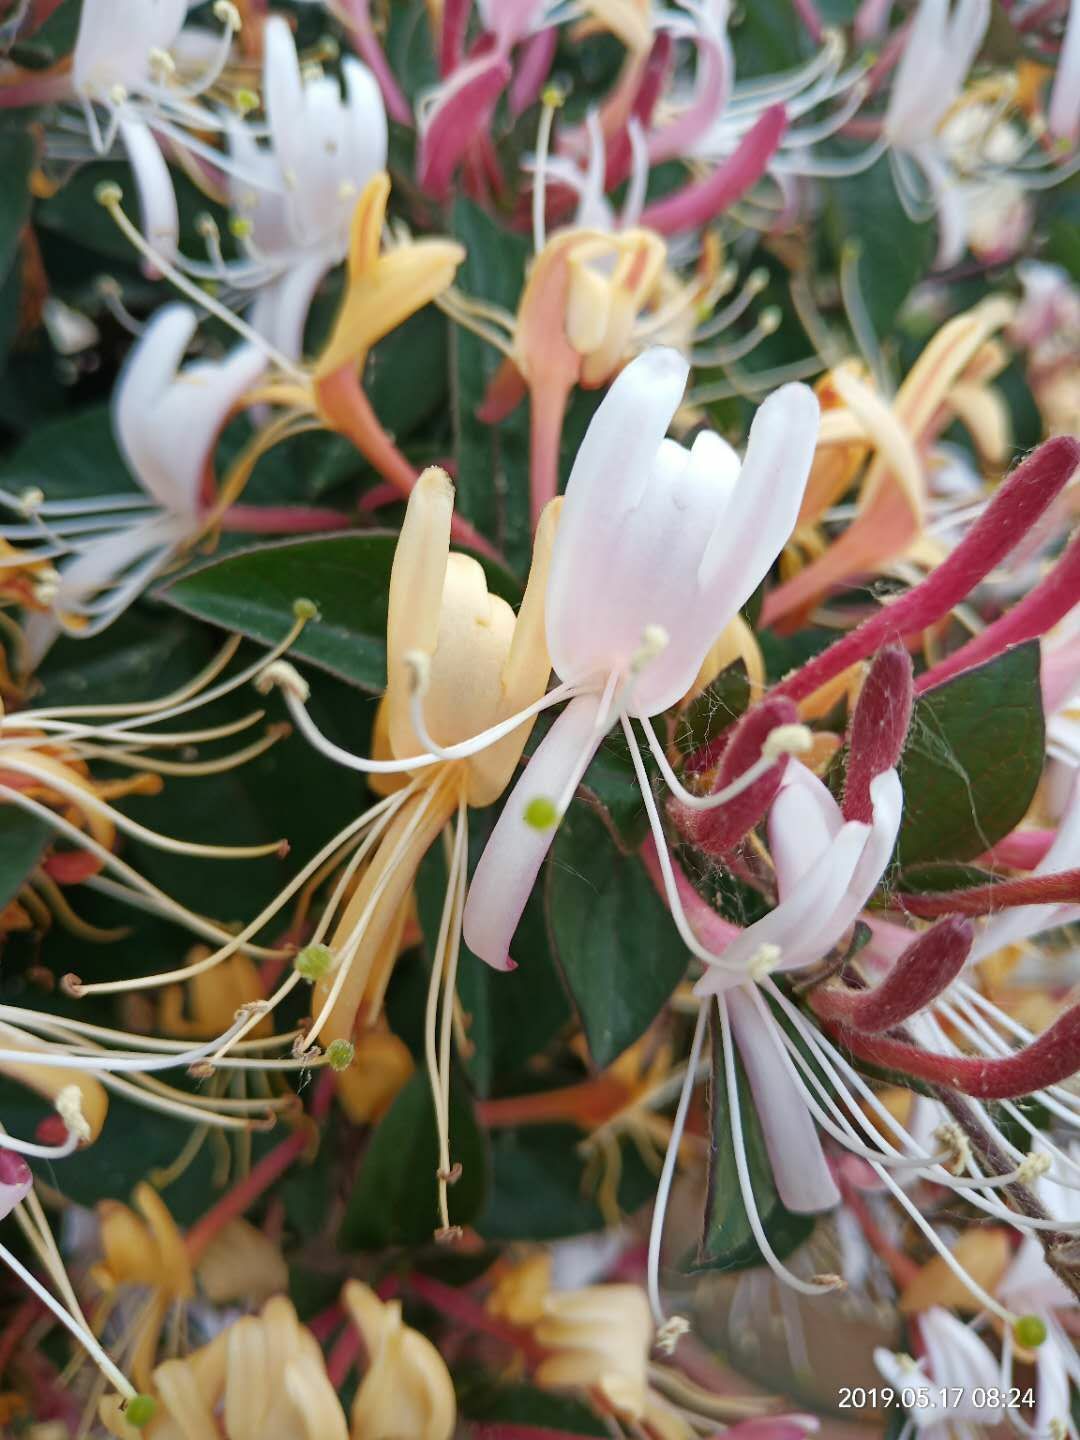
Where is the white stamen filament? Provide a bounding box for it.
[639,714,810,813]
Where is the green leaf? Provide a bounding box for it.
[164,533,522,691]
[697,1007,814,1272]
[479,1123,656,1241]
[0,130,35,283]
[547,803,686,1068]
[450,199,533,575]
[0,808,51,909]
[338,1070,488,1249]
[0,404,131,499]
[826,155,935,335]
[674,663,752,757]
[415,813,571,1098]
[896,643,1044,868]
[460,1380,608,1436]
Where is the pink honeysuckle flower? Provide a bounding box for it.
[0,304,265,663]
[461,345,820,973]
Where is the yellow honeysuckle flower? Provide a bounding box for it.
[765,296,1015,629]
[342,1280,456,1440]
[155,948,272,1041]
[193,1218,289,1308]
[899,1228,1013,1315]
[313,173,466,384]
[101,1295,347,1440]
[334,1024,414,1124]
[90,1184,194,1390]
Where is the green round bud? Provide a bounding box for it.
[327,1039,355,1072]
[293,597,320,622]
[523,796,558,830]
[1014,1314,1047,1349]
[126,1394,157,1427]
[294,944,334,982]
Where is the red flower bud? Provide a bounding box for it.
[810,917,972,1033]
[843,643,913,822]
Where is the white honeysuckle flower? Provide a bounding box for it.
[4,304,265,663]
[882,0,991,267]
[694,762,903,997]
[461,346,820,973]
[874,1311,1005,1434]
[223,16,388,359]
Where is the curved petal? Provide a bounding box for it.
[728,987,840,1213]
[248,253,333,362]
[113,304,198,503]
[462,693,605,970]
[117,116,179,263]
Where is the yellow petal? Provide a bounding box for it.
[899,1227,1011,1314]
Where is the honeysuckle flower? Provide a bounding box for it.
[207,17,388,360]
[341,1280,455,1440]
[90,1184,194,1390]
[462,346,819,970]
[763,295,1014,630]
[880,0,991,267]
[535,1283,694,1438]
[874,1308,1007,1434]
[1,303,266,662]
[936,103,1034,263]
[1,0,248,262]
[138,469,560,1232]
[100,1294,347,1440]
[1010,261,1080,438]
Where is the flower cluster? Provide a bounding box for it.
[0,0,1077,1435]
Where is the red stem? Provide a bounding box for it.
[185,1126,310,1263]
[809,917,972,1033]
[326,1321,361,1387]
[407,1272,545,1365]
[768,437,1080,707]
[916,529,1080,694]
[900,867,1080,917]
[831,1000,1080,1099]
[218,504,355,534]
[335,0,412,125]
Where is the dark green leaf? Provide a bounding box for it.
[674,663,752,757]
[697,1007,814,1272]
[826,155,935,334]
[547,802,686,1068]
[0,808,51,909]
[339,1070,488,1249]
[0,404,131,499]
[0,130,34,283]
[479,1123,656,1241]
[415,813,571,1098]
[460,1380,608,1436]
[164,533,522,691]
[896,643,1044,868]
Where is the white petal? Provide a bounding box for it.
[1050,0,1080,142]
[462,694,605,970]
[117,116,179,262]
[113,304,199,501]
[728,987,840,1213]
[768,763,844,893]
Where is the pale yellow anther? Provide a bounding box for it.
[109,83,128,104]
[254,660,310,702]
[933,1121,972,1175]
[654,1314,690,1355]
[762,723,813,761]
[56,1084,91,1144]
[19,487,44,513]
[749,942,782,981]
[631,624,670,674]
[213,0,241,28]
[148,46,176,76]
[1016,1151,1052,1183]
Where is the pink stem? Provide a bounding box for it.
[326,1323,361,1387]
[915,529,1080,694]
[832,1000,1080,1099]
[307,1303,345,1344]
[0,71,72,108]
[790,0,824,41]
[768,437,1080,707]
[335,0,412,126]
[357,482,404,513]
[529,377,572,532]
[185,1126,310,1263]
[408,1272,545,1363]
[641,105,786,233]
[900,868,1080,917]
[440,0,472,76]
[218,504,355,533]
